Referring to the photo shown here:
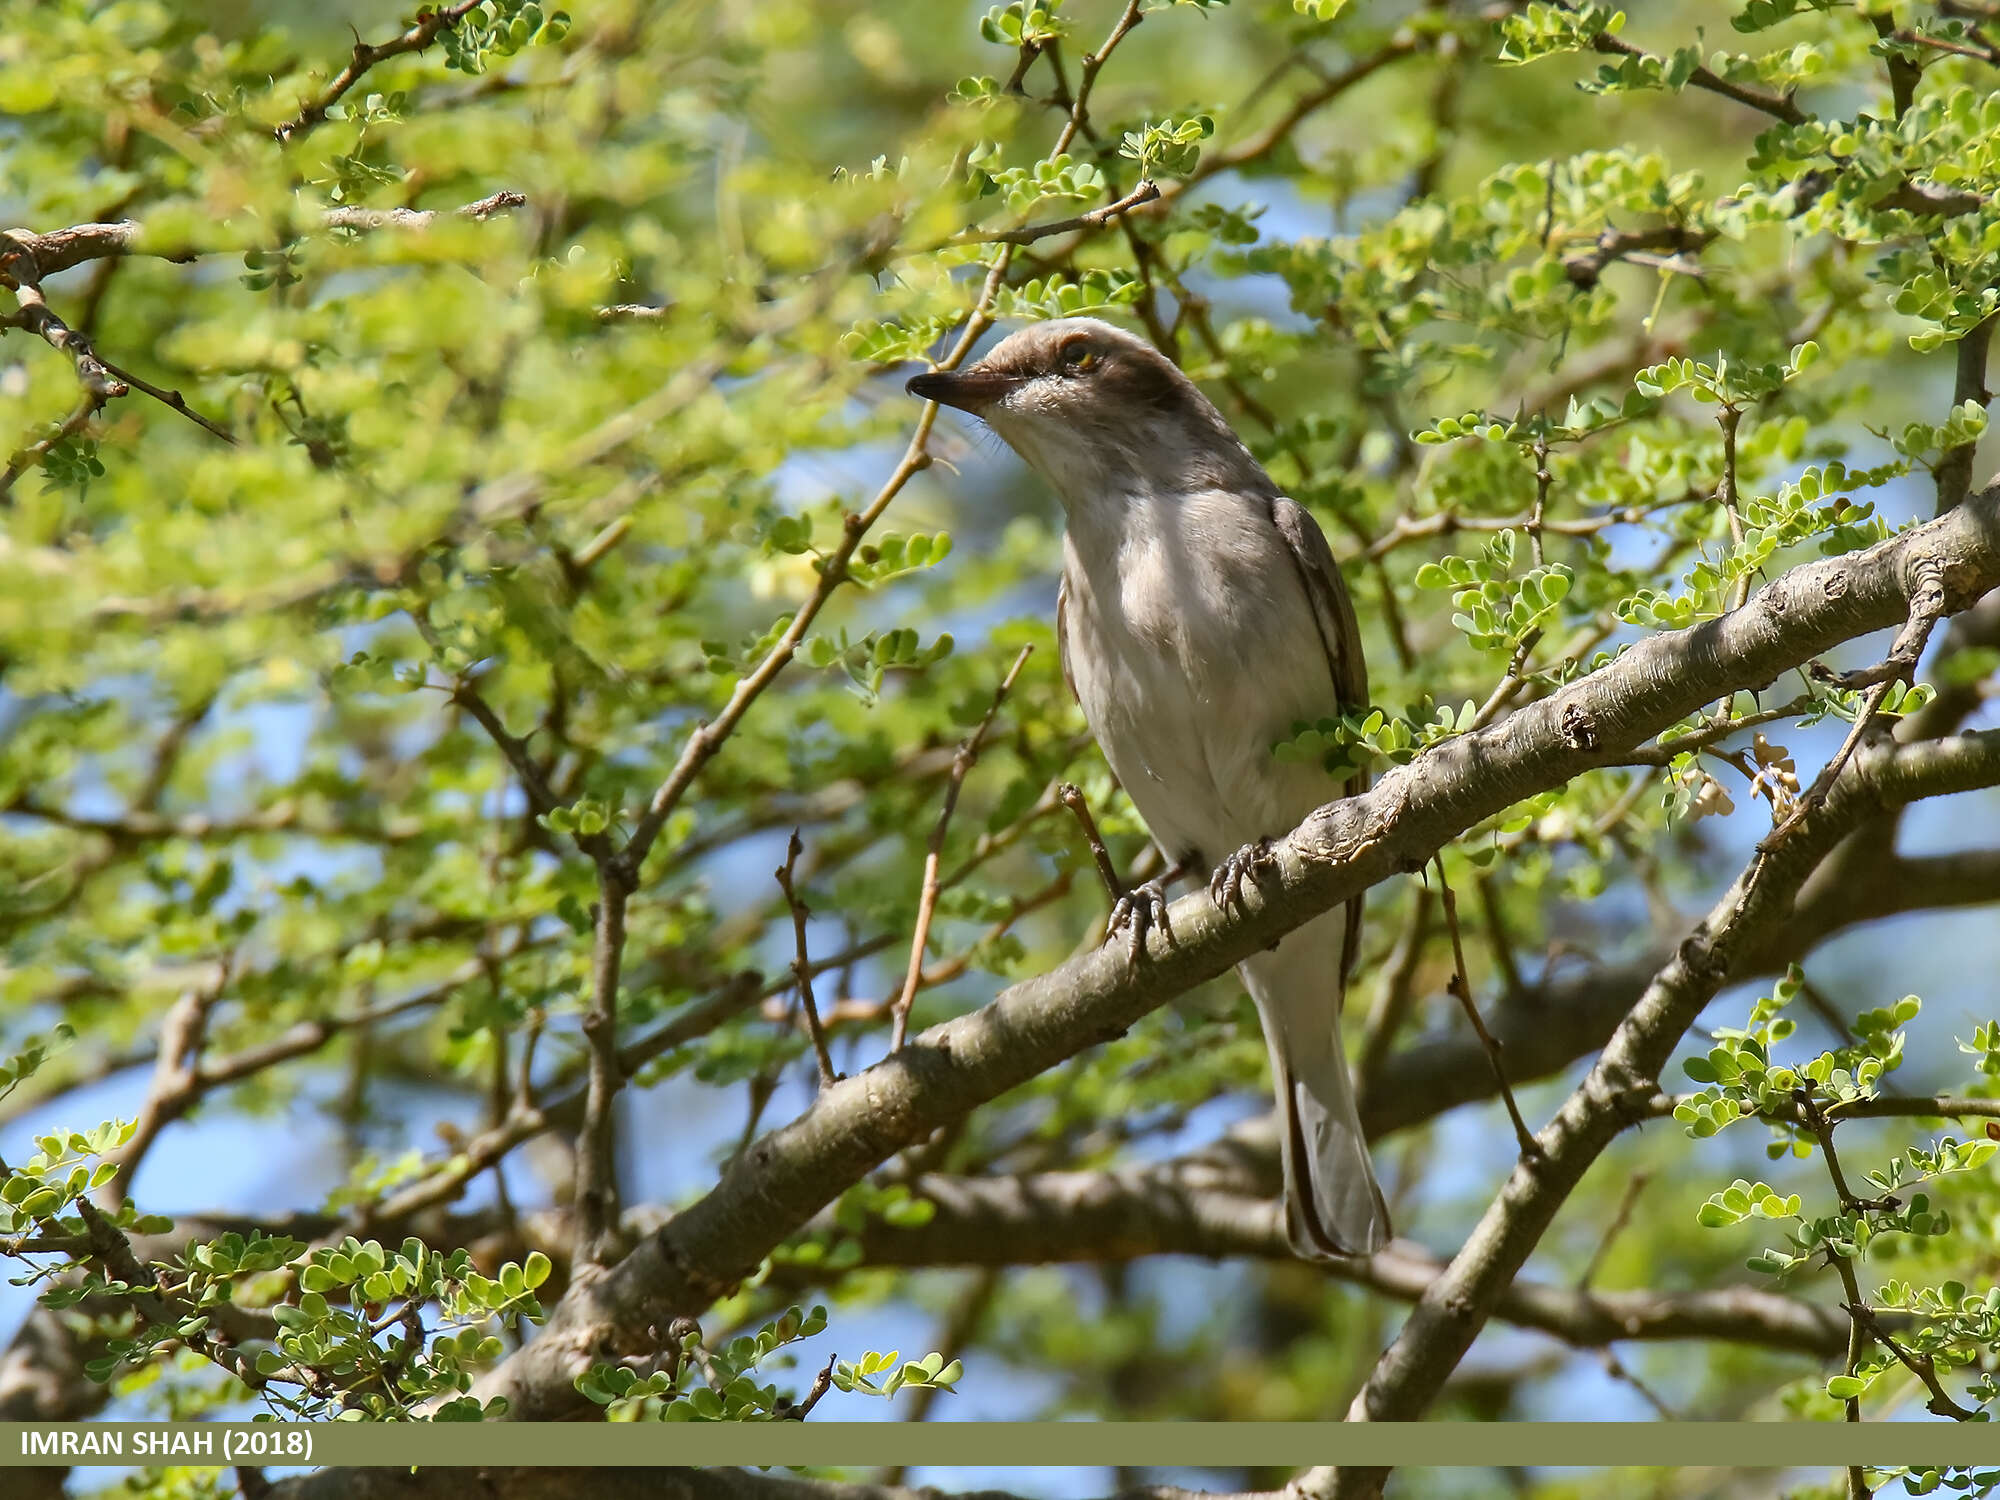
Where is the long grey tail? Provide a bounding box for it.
[1240,906,1389,1259]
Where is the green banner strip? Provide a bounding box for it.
[1,1423,1994,1469]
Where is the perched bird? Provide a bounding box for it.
[907,316,1388,1258]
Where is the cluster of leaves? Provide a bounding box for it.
[1682,973,2000,1420]
[8,0,2000,1460]
[576,1305,830,1421]
[1414,530,1574,654]
[575,1303,960,1421]
[439,1,573,75]
[974,149,1109,216]
[1677,970,1900,1141]
[1274,700,1479,779]
[1119,116,1214,180]
[1,1121,134,1241]
[254,1237,550,1420]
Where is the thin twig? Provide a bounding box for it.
[801,872,1075,1032]
[1473,873,1524,1000]
[943,179,1160,249]
[275,0,485,142]
[1846,1300,1980,1421]
[1357,887,1433,1089]
[90,351,236,445]
[1575,1170,1650,1291]
[1526,426,1552,568]
[1468,626,1542,732]
[1561,224,1716,292]
[1797,1088,1889,1494]
[1362,495,1694,560]
[1432,854,1539,1160]
[1868,12,1922,119]
[2,285,126,399]
[1057,783,1126,904]
[1718,404,1749,614]
[106,960,232,1205]
[1599,1346,1680,1420]
[1620,694,1816,766]
[781,1355,839,1420]
[1797,1091,1974,1444]
[777,830,838,1091]
[892,645,1032,1051]
[1591,31,1806,123]
[610,1,1147,888]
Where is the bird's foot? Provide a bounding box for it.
[1106,874,1176,961]
[1208,837,1277,913]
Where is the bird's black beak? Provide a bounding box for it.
[905,366,1019,413]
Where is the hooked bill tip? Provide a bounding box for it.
[905,366,1019,412]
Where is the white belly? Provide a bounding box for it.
[1060,490,1344,865]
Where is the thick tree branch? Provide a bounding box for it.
[1327,726,2000,1498]
[321,190,528,231]
[822,1157,1851,1359]
[465,487,2000,1421]
[0,193,527,284]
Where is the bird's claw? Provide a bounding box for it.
[1106,876,1175,961]
[1208,838,1277,913]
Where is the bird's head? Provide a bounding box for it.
[905,317,1266,507]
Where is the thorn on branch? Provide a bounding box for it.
[777,1354,838,1420]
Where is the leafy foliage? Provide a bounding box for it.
[2,0,2000,1483]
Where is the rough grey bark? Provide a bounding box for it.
[1316,725,2000,1500]
[829,1152,1851,1357]
[467,486,2000,1421]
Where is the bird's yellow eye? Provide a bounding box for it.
[1061,344,1098,372]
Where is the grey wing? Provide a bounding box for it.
[1271,496,1367,713]
[1271,496,1370,991]
[1055,573,1079,704]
